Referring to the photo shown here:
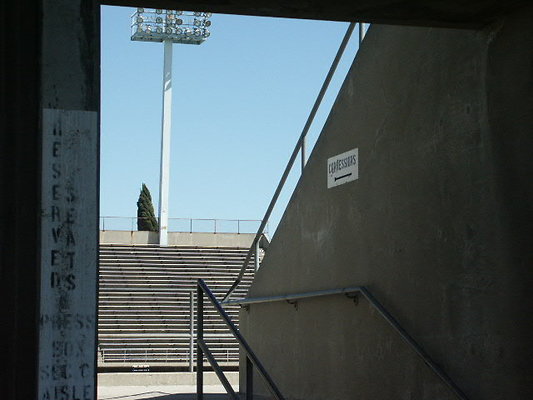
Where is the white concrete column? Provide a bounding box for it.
[158,40,173,246]
[38,1,99,398]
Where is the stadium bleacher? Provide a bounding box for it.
[98,243,259,370]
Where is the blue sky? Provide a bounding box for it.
[100,5,360,235]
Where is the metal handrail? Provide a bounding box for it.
[224,286,469,400]
[222,21,357,302]
[223,286,363,306]
[197,279,285,400]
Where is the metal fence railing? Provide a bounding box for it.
[222,22,359,302]
[197,279,285,400]
[99,216,267,234]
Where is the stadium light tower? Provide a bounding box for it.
[131,8,212,246]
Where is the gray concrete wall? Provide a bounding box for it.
[100,230,256,248]
[240,7,533,400]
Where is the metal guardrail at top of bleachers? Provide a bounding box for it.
[99,216,268,234]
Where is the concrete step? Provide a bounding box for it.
[98,243,254,367]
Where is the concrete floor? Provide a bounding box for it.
[98,373,239,400]
[98,384,234,400]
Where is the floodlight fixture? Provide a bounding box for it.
[131,8,213,45]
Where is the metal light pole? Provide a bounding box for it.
[159,39,173,245]
[131,8,212,245]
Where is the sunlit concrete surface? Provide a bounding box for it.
[98,373,239,400]
[98,385,233,400]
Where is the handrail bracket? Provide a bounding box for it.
[345,292,359,305]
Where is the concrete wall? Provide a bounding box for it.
[100,230,257,248]
[37,2,100,399]
[240,7,533,400]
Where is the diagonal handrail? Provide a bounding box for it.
[197,279,285,400]
[222,21,357,302]
[223,286,469,400]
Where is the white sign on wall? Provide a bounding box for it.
[39,109,98,400]
[327,148,358,188]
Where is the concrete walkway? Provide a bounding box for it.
[98,373,239,400]
[98,384,233,400]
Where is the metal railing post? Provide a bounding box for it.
[196,285,204,400]
[246,356,254,400]
[198,279,285,400]
[190,218,193,233]
[189,290,194,373]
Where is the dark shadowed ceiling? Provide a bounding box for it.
[104,0,529,28]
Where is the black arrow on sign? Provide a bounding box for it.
[335,173,352,181]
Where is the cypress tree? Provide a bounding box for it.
[137,183,159,232]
